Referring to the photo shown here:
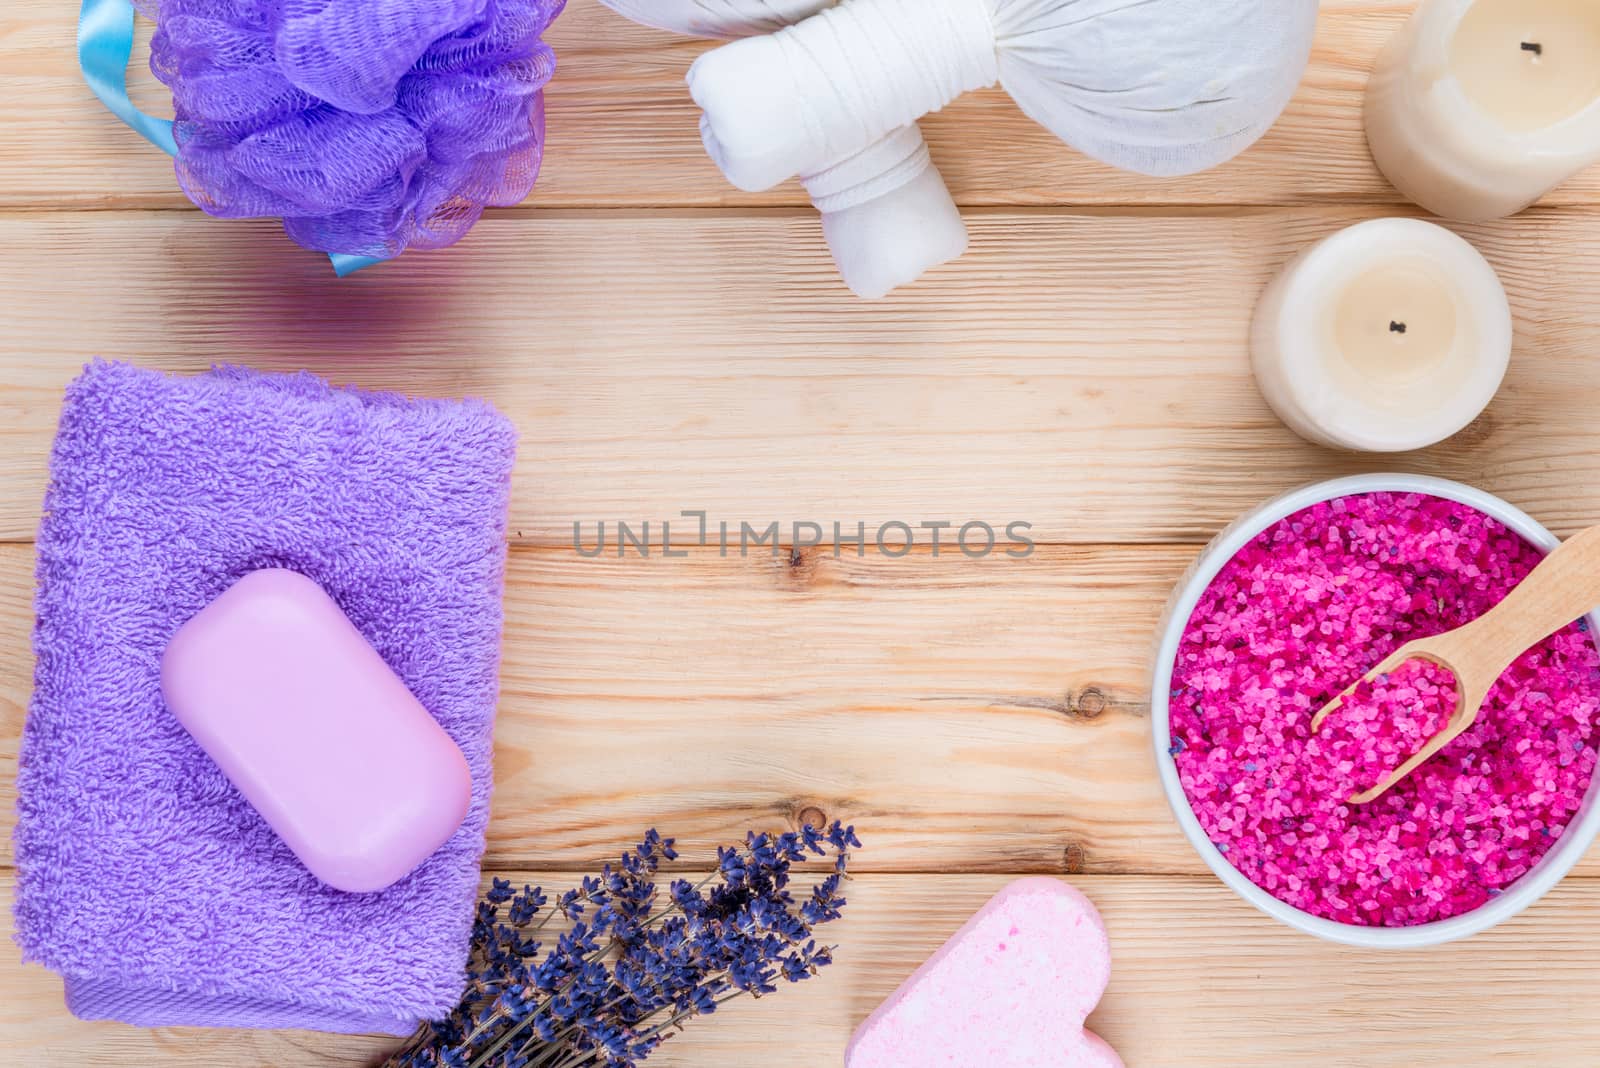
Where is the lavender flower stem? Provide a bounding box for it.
[466,944,620,1068]
[385,824,858,1068]
[555,991,746,1068]
[481,871,725,1062]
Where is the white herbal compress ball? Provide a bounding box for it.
[602,0,968,299]
[688,0,1320,192]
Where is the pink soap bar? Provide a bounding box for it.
[161,569,472,893]
[847,878,1123,1068]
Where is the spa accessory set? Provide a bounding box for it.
[14,0,1600,1063]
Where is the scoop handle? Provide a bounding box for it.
[1463,523,1600,685]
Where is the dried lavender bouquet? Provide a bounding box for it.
[385,823,860,1068]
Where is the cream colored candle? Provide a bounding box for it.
[1367,0,1600,221]
[1251,219,1512,453]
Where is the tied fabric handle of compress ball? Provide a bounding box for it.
[77,0,386,278]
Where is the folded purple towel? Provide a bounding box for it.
[13,362,517,1035]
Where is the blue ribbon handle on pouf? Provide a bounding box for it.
[77,0,385,277]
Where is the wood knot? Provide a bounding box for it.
[1062,842,1087,874]
[1075,688,1108,719]
[794,805,828,832]
[778,545,822,590]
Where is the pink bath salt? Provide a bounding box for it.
[1169,493,1600,927]
[1313,660,1458,801]
[845,879,1122,1068]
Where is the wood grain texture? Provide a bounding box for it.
[0,540,1190,873]
[4,207,1600,545]
[7,1,1600,212]
[9,871,1600,1067]
[6,542,1600,880]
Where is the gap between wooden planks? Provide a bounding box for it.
[3,206,1600,545]
[6,541,1600,881]
[6,871,1600,1067]
[6,1,1600,212]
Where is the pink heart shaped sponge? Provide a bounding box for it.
[846,877,1122,1068]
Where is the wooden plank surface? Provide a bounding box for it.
[0,540,1225,875]
[6,540,1600,879]
[4,206,1600,546]
[10,871,1600,1067]
[9,1,1600,212]
[7,0,1600,1064]
[0,546,1222,882]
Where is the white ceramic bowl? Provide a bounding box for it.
[1151,473,1600,948]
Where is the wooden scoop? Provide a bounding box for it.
[1311,523,1600,805]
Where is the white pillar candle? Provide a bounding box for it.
[1366,0,1600,221]
[1251,219,1512,453]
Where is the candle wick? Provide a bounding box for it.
[1522,41,1544,56]
[1390,321,1408,335]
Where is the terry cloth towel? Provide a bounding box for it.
[13,361,518,1035]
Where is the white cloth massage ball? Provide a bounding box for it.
[601,0,969,298]
[689,0,1320,191]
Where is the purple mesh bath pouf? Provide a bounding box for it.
[134,0,566,259]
